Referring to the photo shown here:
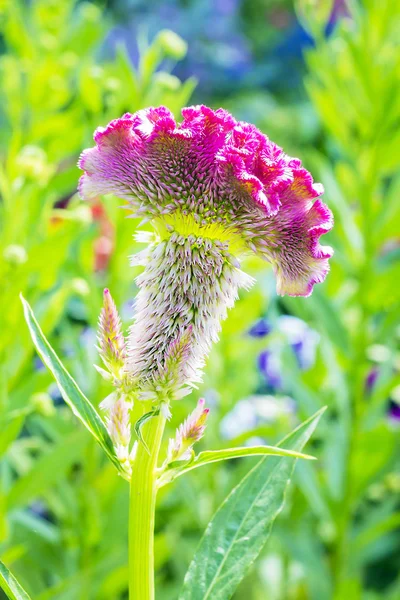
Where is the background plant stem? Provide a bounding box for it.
[129,411,166,600]
[333,170,375,596]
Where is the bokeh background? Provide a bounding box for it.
[1,0,400,598]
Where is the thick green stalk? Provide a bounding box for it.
[129,411,166,600]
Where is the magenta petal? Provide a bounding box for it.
[131,107,178,140]
[258,170,333,297]
[216,122,293,217]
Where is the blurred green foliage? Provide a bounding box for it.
[0,0,399,599]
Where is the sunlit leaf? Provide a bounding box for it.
[179,408,325,600]
[20,296,122,476]
[162,444,316,486]
[0,560,31,600]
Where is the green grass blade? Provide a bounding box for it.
[179,407,326,600]
[20,295,122,475]
[0,560,31,600]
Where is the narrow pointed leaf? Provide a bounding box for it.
[179,407,326,600]
[20,296,122,475]
[162,445,315,486]
[0,560,31,600]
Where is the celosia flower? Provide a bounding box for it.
[80,105,333,410]
[167,398,209,463]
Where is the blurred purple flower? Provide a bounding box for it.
[251,315,320,390]
[248,318,272,338]
[258,350,283,390]
[365,367,379,393]
[220,394,295,439]
[34,357,45,372]
[278,315,320,370]
[29,501,52,523]
[220,399,258,439]
[365,369,400,427]
[48,382,63,405]
[80,326,97,350]
[388,401,400,426]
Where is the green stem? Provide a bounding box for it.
[129,411,166,600]
[332,170,375,595]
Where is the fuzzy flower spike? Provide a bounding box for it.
[79,106,333,412]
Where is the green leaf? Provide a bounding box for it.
[134,408,160,454]
[304,289,350,356]
[161,445,315,486]
[20,296,122,476]
[0,415,25,458]
[179,407,326,600]
[352,512,400,553]
[8,430,87,509]
[0,560,31,600]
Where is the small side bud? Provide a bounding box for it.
[97,288,127,378]
[106,397,131,463]
[167,398,209,463]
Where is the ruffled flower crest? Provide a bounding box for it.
[79,105,333,297]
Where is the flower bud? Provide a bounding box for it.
[167,398,209,463]
[107,397,131,447]
[106,396,132,471]
[97,288,127,378]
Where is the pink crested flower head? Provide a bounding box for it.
[79,105,332,297]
